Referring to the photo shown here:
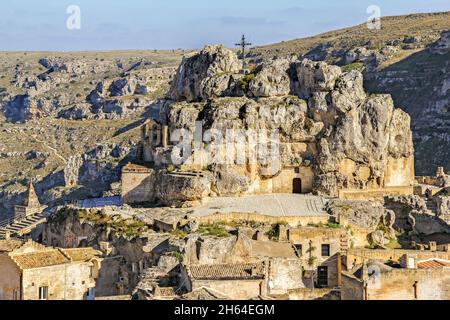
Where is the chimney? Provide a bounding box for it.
[5,231,11,240]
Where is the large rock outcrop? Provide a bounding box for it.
[170,45,241,102]
[149,45,415,199]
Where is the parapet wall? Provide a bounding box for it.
[195,212,329,228]
[338,186,414,200]
[345,248,450,267]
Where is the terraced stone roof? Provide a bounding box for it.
[61,247,102,262]
[12,250,68,269]
[417,259,450,269]
[188,262,266,280]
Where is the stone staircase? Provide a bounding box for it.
[0,212,49,239]
[305,197,328,214]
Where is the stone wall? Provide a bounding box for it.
[268,258,305,294]
[21,262,95,300]
[367,269,450,300]
[287,288,340,300]
[338,186,414,200]
[384,156,415,188]
[341,273,365,300]
[0,255,21,299]
[95,256,123,297]
[345,248,450,269]
[190,279,265,300]
[269,167,314,194]
[196,212,329,228]
[121,169,154,204]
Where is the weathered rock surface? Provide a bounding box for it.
[436,196,450,217]
[170,45,241,102]
[248,57,294,97]
[296,59,342,98]
[160,46,415,198]
[154,172,213,206]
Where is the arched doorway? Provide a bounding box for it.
[293,178,302,194]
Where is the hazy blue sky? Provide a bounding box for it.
[1,0,450,51]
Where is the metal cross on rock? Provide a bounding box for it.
[235,34,252,70]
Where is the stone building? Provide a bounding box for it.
[287,226,345,288]
[180,262,268,300]
[0,239,101,300]
[342,255,450,300]
[415,166,450,197]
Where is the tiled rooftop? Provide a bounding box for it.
[62,247,102,262]
[0,239,24,253]
[417,259,450,269]
[188,262,266,280]
[12,250,68,269]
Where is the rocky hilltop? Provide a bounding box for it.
[146,44,414,202]
[256,12,450,175]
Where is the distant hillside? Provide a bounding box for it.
[255,12,450,60]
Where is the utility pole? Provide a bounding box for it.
[235,34,252,70]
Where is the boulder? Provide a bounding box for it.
[330,70,366,114]
[109,78,136,97]
[248,57,293,97]
[212,169,249,196]
[296,59,342,98]
[155,171,212,206]
[169,45,241,102]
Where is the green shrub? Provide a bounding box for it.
[198,223,230,238]
[238,73,255,93]
[171,229,188,239]
[341,62,364,73]
[171,251,184,263]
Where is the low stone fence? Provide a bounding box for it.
[286,288,340,300]
[338,186,413,200]
[196,212,330,228]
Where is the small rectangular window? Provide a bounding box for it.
[38,286,48,300]
[321,244,330,257]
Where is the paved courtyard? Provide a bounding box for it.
[192,194,329,218]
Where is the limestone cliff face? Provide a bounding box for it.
[145,45,415,201]
[169,45,241,102]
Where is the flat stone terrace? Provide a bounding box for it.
[192,194,329,218]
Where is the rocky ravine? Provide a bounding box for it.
[0,51,184,219]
